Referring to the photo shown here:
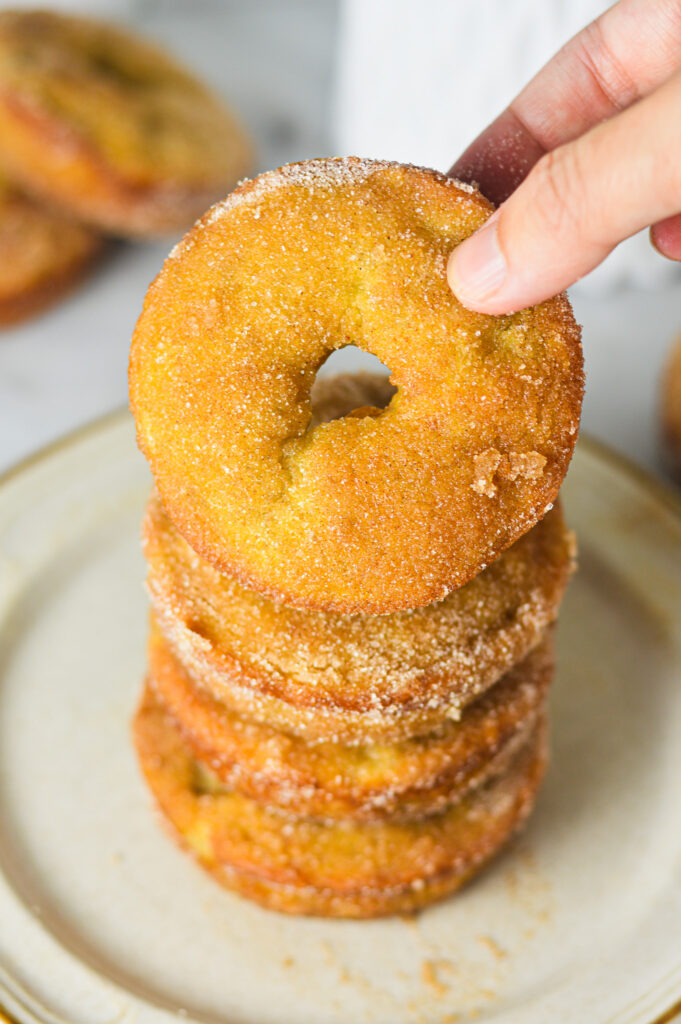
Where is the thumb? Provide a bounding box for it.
[447,69,681,314]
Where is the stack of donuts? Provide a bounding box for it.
[129,158,583,918]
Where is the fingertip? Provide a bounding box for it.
[650,217,681,261]
[445,248,470,304]
[446,248,487,313]
[446,217,509,313]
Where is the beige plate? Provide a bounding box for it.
[0,412,681,1024]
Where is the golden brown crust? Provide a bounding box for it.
[0,10,253,236]
[133,683,547,918]
[661,332,681,478]
[0,177,102,324]
[148,620,552,821]
[130,157,583,613]
[144,485,574,743]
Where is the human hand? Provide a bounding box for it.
[446,0,681,313]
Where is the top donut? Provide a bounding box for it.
[130,158,583,615]
[0,9,253,236]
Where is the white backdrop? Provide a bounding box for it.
[335,0,681,293]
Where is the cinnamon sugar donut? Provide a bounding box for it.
[130,157,583,613]
[143,487,574,744]
[148,620,552,822]
[133,683,547,918]
[0,10,253,236]
[0,173,102,324]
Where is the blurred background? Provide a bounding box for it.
[1,0,680,482]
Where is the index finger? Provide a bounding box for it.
[449,0,681,204]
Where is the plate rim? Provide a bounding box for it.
[1,410,681,1024]
[0,407,131,493]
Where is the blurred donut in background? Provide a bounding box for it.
[0,171,102,325]
[0,8,254,236]
[660,333,681,479]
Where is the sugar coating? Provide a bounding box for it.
[143,397,575,745]
[133,683,548,918]
[199,157,479,230]
[148,620,553,822]
[130,157,584,613]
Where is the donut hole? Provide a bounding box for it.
[315,346,390,382]
[309,347,396,427]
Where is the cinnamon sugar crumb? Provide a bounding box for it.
[472,450,501,497]
[421,958,452,997]
[472,449,546,497]
[477,934,507,960]
[505,452,547,482]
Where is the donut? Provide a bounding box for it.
[148,618,552,822]
[0,10,253,236]
[143,485,574,744]
[0,173,102,324]
[661,332,681,478]
[133,683,547,918]
[129,157,583,614]
[309,371,396,427]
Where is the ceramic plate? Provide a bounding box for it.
[0,413,680,1024]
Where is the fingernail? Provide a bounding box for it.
[447,212,507,307]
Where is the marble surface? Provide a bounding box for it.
[0,0,679,493]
